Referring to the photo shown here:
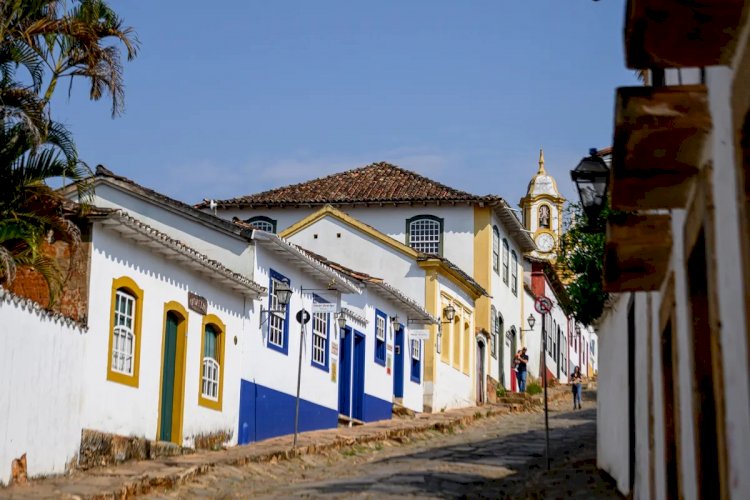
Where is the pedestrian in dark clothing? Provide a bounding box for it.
[571,366,583,409]
[515,347,529,392]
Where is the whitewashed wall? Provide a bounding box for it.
[83,225,248,447]
[596,293,631,495]
[287,215,424,303]
[90,184,254,276]
[0,292,87,485]
[220,205,477,274]
[250,249,341,415]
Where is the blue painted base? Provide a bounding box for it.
[238,380,338,445]
[363,394,393,422]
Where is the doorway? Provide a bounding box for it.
[510,328,518,392]
[393,324,404,400]
[338,328,366,420]
[158,306,187,444]
[476,337,486,404]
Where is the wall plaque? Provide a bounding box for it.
[188,292,208,315]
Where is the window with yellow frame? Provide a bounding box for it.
[198,314,226,411]
[107,276,144,387]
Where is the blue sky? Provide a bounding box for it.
[52,0,637,206]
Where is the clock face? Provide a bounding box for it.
[535,233,555,253]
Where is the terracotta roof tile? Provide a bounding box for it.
[199,162,492,209]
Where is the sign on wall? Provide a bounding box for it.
[311,302,337,314]
[410,329,430,341]
[188,292,207,315]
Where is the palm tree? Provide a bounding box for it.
[0,120,90,302]
[1,0,139,117]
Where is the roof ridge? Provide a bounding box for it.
[200,161,485,208]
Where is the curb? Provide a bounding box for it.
[6,389,572,499]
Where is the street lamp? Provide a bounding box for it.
[259,281,293,326]
[443,304,456,322]
[520,313,536,332]
[570,148,610,228]
[337,312,347,330]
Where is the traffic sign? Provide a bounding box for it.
[534,296,553,314]
[295,309,311,324]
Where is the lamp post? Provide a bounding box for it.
[259,281,292,326]
[437,304,456,354]
[570,148,610,231]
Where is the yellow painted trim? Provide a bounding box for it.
[156,302,189,444]
[106,276,144,388]
[279,205,419,259]
[462,320,470,375]
[418,259,483,300]
[423,270,439,383]
[198,314,227,412]
[473,206,492,339]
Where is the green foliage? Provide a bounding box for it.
[0,0,136,302]
[526,382,542,395]
[496,386,507,398]
[557,203,611,326]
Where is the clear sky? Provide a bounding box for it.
[51,0,637,206]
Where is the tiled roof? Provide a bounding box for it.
[198,162,492,209]
[96,210,266,298]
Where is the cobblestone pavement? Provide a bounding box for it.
[147,391,621,499]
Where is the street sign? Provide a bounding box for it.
[295,309,311,324]
[410,329,430,341]
[534,296,553,315]
[311,302,337,314]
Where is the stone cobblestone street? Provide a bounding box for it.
[147,390,620,499]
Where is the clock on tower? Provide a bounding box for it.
[519,148,565,260]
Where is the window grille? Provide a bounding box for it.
[268,278,286,348]
[201,325,220,400]
[312,312,328,367]
[409,218,440,255]
[112,290,135,375]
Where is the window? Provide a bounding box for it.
[496,314,505,356]
[502,239,509,285]
[490,306,498,358]
[202,325,220,400]
[245,216,277,233]
[107,276,144,387]
[267,270,290,354]
[311,297,329,370]
[492,226,500,273]
[462,321,470,375]
[511,251,518,295]
[199,315,226,410]
[112,290,135,375]
[374,309,387,365]
[406,215,443,255]
[410,339,421,383]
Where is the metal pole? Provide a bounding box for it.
[292,319,306,448]
[542,312,550,470]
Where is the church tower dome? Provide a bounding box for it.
[519,149,566,260]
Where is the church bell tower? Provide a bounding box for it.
[519,149,565,260]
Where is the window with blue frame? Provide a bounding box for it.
[246,216,277,233]
[410,338,421,383]
[267,269,290,354]
[311,295,329,371]
[374,309,387,365]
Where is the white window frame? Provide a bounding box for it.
[268,277,286,348]
[502,239,509,285]
[376,314,386,341]
[112,290,135,375]
[409,218,441,255]
[493,227,500,273]
[411,339,421,360]
[511,250,518,295]
[202,357,219,400]
[312,312,328,367]
[251,220,274,232]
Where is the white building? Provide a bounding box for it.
[596,4,750,498]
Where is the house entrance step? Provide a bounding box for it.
[337,414,365,427]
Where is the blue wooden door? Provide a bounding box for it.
[352,331,366,420]
[393,326,404,398]
[338,327,352,416]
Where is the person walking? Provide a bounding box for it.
[571,365,583,409]
[515,347,529,392]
